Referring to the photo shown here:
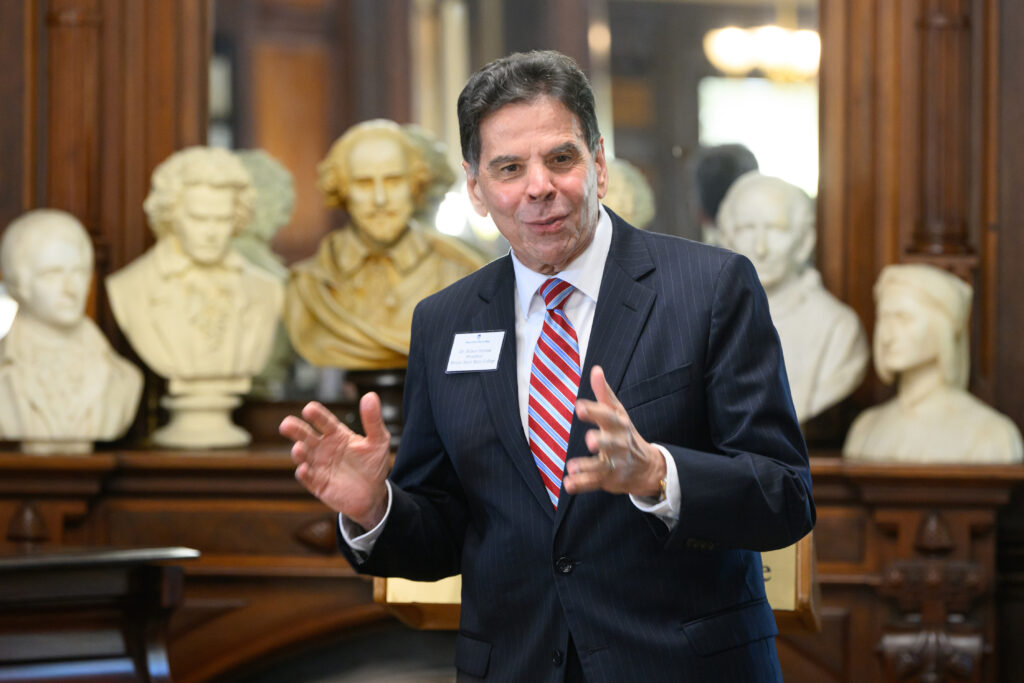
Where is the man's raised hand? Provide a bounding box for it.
[563,365,666,498]
[279,393,391,530]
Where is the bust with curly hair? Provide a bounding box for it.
[105,146,284,448]
[284,119,484,370]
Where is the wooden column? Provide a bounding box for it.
[817,0,999,410]
[6,0,212,335]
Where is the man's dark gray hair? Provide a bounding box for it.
[458,50,601,173]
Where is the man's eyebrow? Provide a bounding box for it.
[547,142,581,157]
[486,154,522,171]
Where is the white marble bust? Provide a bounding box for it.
[0,209,142,453]
[718,172,869,423]
[844,264,1023,463]
[106,147,284,448]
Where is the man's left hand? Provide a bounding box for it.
[563,365,666,498]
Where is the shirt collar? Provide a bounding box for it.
[330,224,433,277]
[511,205,612,318]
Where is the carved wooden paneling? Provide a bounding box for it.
[0,2,34,230]
[818,0,1001,415]
[994,0,1024,438]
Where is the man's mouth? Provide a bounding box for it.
[525,215,567,229]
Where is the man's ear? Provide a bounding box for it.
[463,161,489,217]
[594,138,609,199]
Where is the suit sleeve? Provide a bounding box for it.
[663,253,815,552]
[340,303,469,581]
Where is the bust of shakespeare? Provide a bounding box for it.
[843,264,1023,463]
[106,146,284,448]
[0,209,142,454]
[284,119,485,370]
[717,171,869,423]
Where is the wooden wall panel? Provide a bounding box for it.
[252,41,333,263]
[995,0,1024,435]
[0,2,33,232]
[818,0,1001,416]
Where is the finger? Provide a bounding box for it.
[584,429,625,460]
[590,365,624,412]
[301,401,343,436]
[563,455,612,493]
[293,462,317,494]
[576,398,624,434]
[359,392,390,446]
[280,415,317,443]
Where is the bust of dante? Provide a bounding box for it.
[0,209,142,453]
[844,264,1022,463]
[284,119,484,370]
[718,171,869,423]
[105,146,284,447]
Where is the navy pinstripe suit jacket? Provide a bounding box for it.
[343,209,815,682]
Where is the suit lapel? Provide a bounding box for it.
[472,256,556,519]
[555,214,656,530]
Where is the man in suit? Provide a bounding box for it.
[280,50,814,682]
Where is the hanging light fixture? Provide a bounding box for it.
[703,7,820,83]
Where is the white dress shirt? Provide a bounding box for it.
[343,207,681,552]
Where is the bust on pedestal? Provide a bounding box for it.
[844,264,1023,463]
[284,119,484,372]
[717,172,869,423]
[0,210,142,454]
[106,147,284,449]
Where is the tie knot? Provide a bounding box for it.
[540,278,574,311]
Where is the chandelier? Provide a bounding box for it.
[703,24,820,82]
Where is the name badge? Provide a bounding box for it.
[446,331,506,373]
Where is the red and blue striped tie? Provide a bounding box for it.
[528,278,581,508]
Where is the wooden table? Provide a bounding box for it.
[0,546,199,682]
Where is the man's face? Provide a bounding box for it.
[344,134,414,248]
[465,96,608,275]
[17,236,91,328]
[720,184,806,290]
[174,184,237,265]
[875,284,940,376]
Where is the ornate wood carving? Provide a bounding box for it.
[774,458,1024,683]
[6,500,49,544]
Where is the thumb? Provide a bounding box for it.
[359,392,390,446]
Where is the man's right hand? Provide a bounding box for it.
[279,393,391,531]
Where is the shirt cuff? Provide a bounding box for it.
[629,445,680,530]
[339,480,394,559]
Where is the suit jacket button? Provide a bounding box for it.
[555,556,574,574]
[552,649,564,665]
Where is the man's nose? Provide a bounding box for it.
[525,163,555,201]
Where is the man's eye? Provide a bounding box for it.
[500,164,520,174]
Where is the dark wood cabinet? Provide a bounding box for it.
[3,452,1024,681]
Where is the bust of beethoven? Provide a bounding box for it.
[105,146,284,448]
